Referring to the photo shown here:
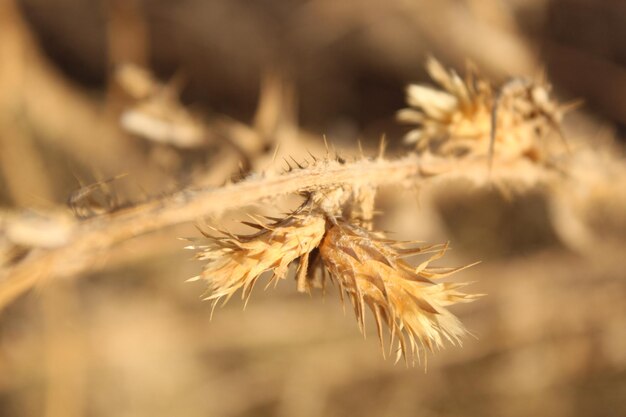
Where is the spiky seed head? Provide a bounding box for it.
[318,220,480,364]
[188,203,481,366]
[189,213,326,309]
[398,57,568,162]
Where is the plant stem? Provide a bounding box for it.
[0,155,424,310]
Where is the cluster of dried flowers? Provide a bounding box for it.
[397,57,575,163]
[188,195,480,365]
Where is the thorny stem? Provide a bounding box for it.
[0,154,428,310]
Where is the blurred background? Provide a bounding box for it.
[1,0,626,416]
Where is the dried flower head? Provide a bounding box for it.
[397,57,572,163]
[319,220,479,364]
[187,212,326,311]
[189,203,480,365]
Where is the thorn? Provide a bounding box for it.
[261,215,283,222]
[296,253,310,293]
[378,134,387,159]
[209,299,219,320]
[488,91,502,177]
[307,149,318,162]
[244,212,269,228]
[240,221,266,230]
[323,134,330,156]
[559,98,584,114]
[282,157,293,171]
[271,142,281,163]
[289,155,305,169]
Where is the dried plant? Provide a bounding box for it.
[397,57,573,164]
[3,2,626,416]
[188,198,480,365]
[319,220,480,364]
[3,47,618,370]
[0,154,437,309]
[188,211,327,309]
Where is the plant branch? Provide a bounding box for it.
[0,154,425,310]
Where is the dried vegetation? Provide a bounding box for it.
[1,0,626,416]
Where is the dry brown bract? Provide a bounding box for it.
[397,57,570,163]
[189,208,479,365]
